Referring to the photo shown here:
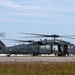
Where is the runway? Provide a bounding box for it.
[0,56,75,62]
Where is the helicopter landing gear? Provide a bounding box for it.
[33,54,38,56]
[7,54,11,57]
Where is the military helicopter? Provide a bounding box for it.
[1,33,75,57]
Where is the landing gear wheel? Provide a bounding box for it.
[7,54,10,57]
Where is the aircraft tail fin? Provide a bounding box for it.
[0,40,6,48]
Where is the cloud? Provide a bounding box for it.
[0,0,40,10]
[0,0,75,13]
[0,12,75,25]
[0,17,51,24]
[63,0,75,2]
[0,0,75,24]
[0,0,17,7]
[0,10,72,20]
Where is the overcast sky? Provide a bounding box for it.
[0,0,75,46]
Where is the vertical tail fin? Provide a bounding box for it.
[0,40,6,49]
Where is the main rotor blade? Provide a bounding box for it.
[19,33,60,37]
[21,36,45,38]
[61,35,75,37]
[2,39,34,42]
[60,37,75,40]
[19,32,50,36]
[19,33,75,38]
[67,38,75,39]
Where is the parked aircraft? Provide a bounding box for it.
[0,33,75,57]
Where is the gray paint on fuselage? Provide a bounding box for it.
[0,39,75,55]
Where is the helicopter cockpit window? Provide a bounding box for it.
[71,46,74,49]
[40,45,50,49]
[46,45,50,49]
[68,45,71,49]
[10,49,12,51]
[40,45,45,49]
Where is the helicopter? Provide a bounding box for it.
[1,33,75,57]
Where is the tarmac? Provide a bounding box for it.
[0,56,75,62]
